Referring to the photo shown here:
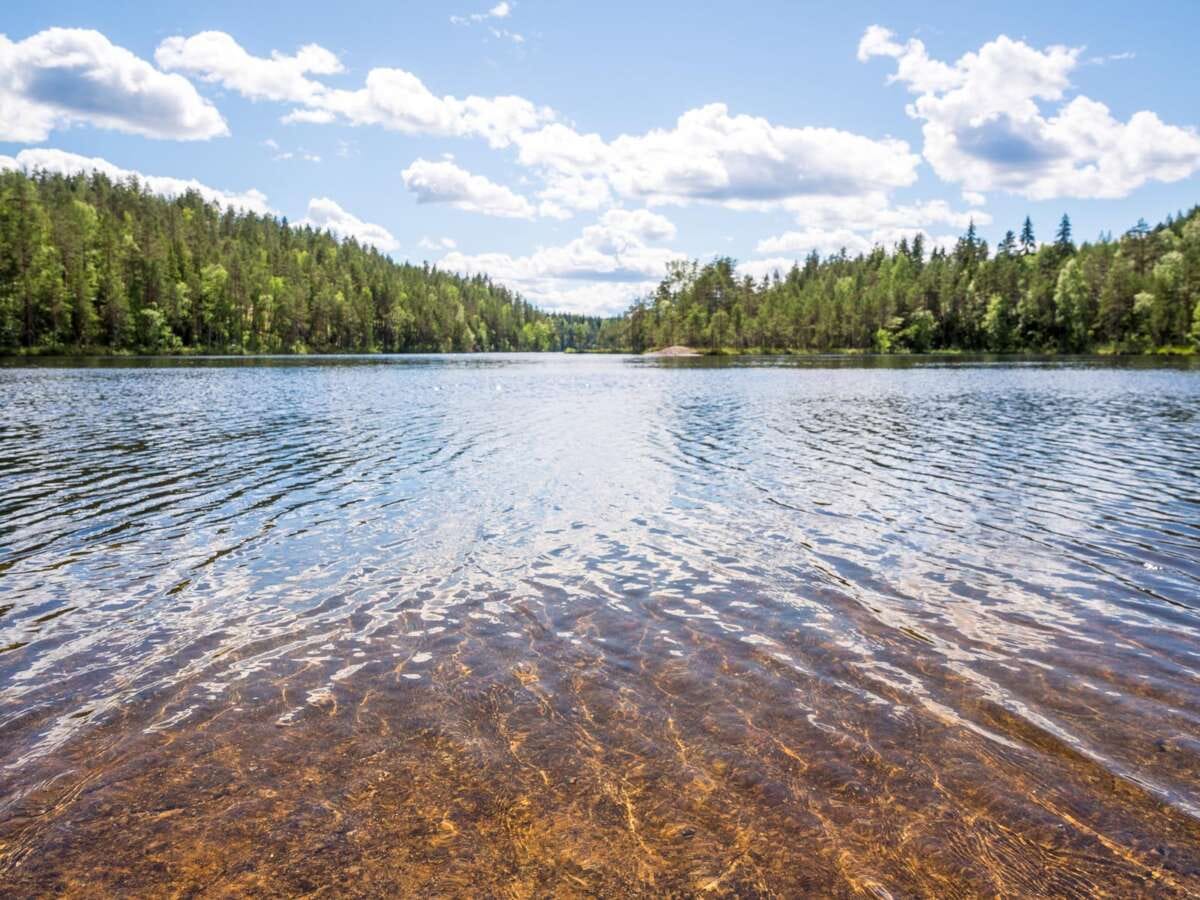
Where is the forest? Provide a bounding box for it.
[0,170,604,354]
[2,168,1198,357]
[602,209,1200,354]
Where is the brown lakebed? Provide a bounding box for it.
[1,354,1199,896]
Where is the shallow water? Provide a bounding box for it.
[1,353,1199,896]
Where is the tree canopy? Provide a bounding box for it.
[599,208,1200,354]
[0,169,604,354]
[4,168,1197,357]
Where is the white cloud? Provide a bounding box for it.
[515,122,608,171]
[752,188,984,261]
[755,226,957,258]
[738,258,801,281]
[535,172,612,219]
[597,208,677,242]
[856,25,959,93]
[299,197,398,252]
[0,28,227,142]
[860,26,1200,199]
[756,228,876,257]
[312,70,549,147]
[263,138,321,162]
[419,236,458,251]
[1086,51,1135,66]
[401,158,536,218]
[747,191,985,262]
[155,31,342,104]
[156,32,553,148]
[280,108,335,125]
[0,148,269,213]
[513,103,919,215]
[451,2,512,25]
[273,151,321,162]
[437,208,684,315]
[451,2,525,43]
[488,28,525,45]
[780,193,988,230]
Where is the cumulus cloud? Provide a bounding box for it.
[157,31,550,147]
[301,70,549,147]
[597,208,677,242]
[0,148,269,213]
[755,228,877,257]
[781,193,988,232]
[0,28,227,142]
[856,25,960,93]
[535,172,612,219]
[514,103,919,212]
[755,226,957,258]
[860,26,1200,199]
[299,197,399,252]
[748,192,984,262]
[401,158,536,218]
[419,236,458,251]
[437,208,685,315]
[155,31,342,104]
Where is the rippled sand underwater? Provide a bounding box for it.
[2,354,1199,897]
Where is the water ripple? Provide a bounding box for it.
[1,354,1199,894]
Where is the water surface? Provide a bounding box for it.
[2,354,1199,896]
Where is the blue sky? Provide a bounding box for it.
[3,1,1199,315]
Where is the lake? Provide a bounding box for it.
[2,354,1199,895]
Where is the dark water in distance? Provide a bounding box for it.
[2,353,1199,896]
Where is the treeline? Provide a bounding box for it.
[604,210,1200,354]
[0,169,604,354]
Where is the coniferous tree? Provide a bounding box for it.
[0,169,606,354]
[4,169,1198,357]
[1055,214,1075,257]
[595,207,1200,355]
[1020,216,1037,255]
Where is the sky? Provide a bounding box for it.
[2,0,1199,316]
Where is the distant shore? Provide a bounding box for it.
[1,346,1196,360]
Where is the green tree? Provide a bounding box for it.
[0,173,63,347]
[1054,214,1074,257]
[1020,216,1036,255]
[896,309,936,353]
[983,293,1016,351]
[708,307,731,350]
[1053,258,1090,351]
[1097,254,1136,345]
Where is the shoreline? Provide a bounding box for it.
[1,347,1196,361]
